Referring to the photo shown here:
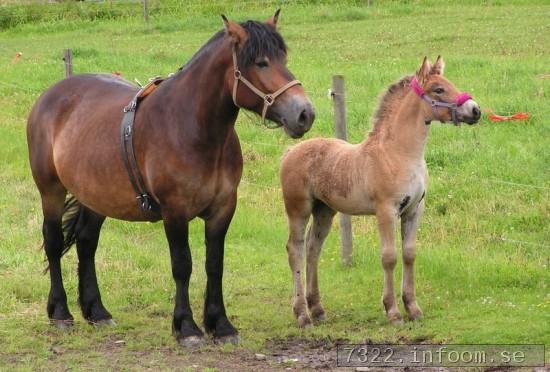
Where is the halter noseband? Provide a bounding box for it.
[231,46,301,126]
[411,77,472,126]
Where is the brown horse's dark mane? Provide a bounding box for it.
[178,21,287,74]
[371,75,413,132]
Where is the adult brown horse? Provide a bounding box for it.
[27,11,314,346]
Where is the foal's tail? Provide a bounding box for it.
[43,195,83,273]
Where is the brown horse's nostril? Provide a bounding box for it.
[297,107,315,128]
[472,106,481,119]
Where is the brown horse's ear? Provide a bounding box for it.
[416,56,431,85]
[266,9,281,28]
[221,15,247,49]
[430,55,445,75]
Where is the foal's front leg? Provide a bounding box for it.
[203,197,239,344]
[401,200,424,320]
[376,207,403,324]
[163,214,204,347]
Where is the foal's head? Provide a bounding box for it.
[222,11,315,138]
[414,56,481,125]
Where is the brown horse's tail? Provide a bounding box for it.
[61,195,82,256]
[43,196,83,273]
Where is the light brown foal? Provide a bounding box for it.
[281,56,481,327]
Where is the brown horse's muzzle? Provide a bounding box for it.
[269,95,315,138]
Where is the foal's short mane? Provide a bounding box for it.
[371,75,414,131]
[179,20,287,73]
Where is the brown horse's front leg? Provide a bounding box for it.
[400,200,424,321]
[203,196,239,345]
[376,207,403,325]
[163,215,204,347]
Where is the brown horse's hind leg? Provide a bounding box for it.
[284,196,312,328]
[400,200,424,321]
[376,205,403,325]
[40,186,74,328]
[74,207,114,326]
[306,201,336,322]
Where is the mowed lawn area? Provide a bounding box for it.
[0,1,548,370]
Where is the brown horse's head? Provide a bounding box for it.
[222,11,315,138]
[414,56,481,125]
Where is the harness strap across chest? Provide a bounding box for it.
[120,77,163,212]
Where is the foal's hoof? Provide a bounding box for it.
[310,305,326,322]
[297,314,313,328]
[406,306,423,321]
[387,312,404,326]
[178,335,206,348]
[214,334,240,346]
[50,319,74,330]
[92,318,117,328]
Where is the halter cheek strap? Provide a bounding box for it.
[231,46,301,125]
[411,77,472,126]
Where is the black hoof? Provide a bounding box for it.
[50,319,74,330]
[92,318,116,328]
[214,334,240,345]
[178,335,206,348]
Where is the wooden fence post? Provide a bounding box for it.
[143,0,149,23]
[63,49,73,77]
[331,75,353,266]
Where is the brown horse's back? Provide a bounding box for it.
[27,74,145,220]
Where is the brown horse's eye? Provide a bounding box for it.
[255,60,269,68]
[433,87,444,94]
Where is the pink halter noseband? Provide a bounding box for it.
[411,77,472,125]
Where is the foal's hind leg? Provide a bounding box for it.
[306,202,336,321]
[75,207,113,326]
[41,187,74,328]
[285,198,312,328]
[401,200,424,321]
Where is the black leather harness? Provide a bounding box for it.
[120,78,163,212]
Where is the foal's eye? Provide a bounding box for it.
[255,60,269,68]
[433,87,445,94]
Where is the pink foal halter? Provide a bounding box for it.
[411,77,472,125]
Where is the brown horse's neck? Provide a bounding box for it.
[142,36,238,143]
[364,88,430,161]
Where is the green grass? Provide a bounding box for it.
[0,0,549,370]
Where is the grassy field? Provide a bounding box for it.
[0,0,549,370]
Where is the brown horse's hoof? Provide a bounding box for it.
[178,335,206,348]
[214,334,240,345]
[92,318,117,328]
[50,319,74,330]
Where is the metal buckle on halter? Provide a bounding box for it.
[264,94,274,106]
[234,70,241,79]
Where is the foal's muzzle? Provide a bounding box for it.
[457,100,481,125]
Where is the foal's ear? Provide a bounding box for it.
[430,55,445,75]
[416,56,431,85]
[221,15,247,49]
[266,9,281,28]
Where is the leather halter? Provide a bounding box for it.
[411,77,472,126]
[231,46,301,125]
